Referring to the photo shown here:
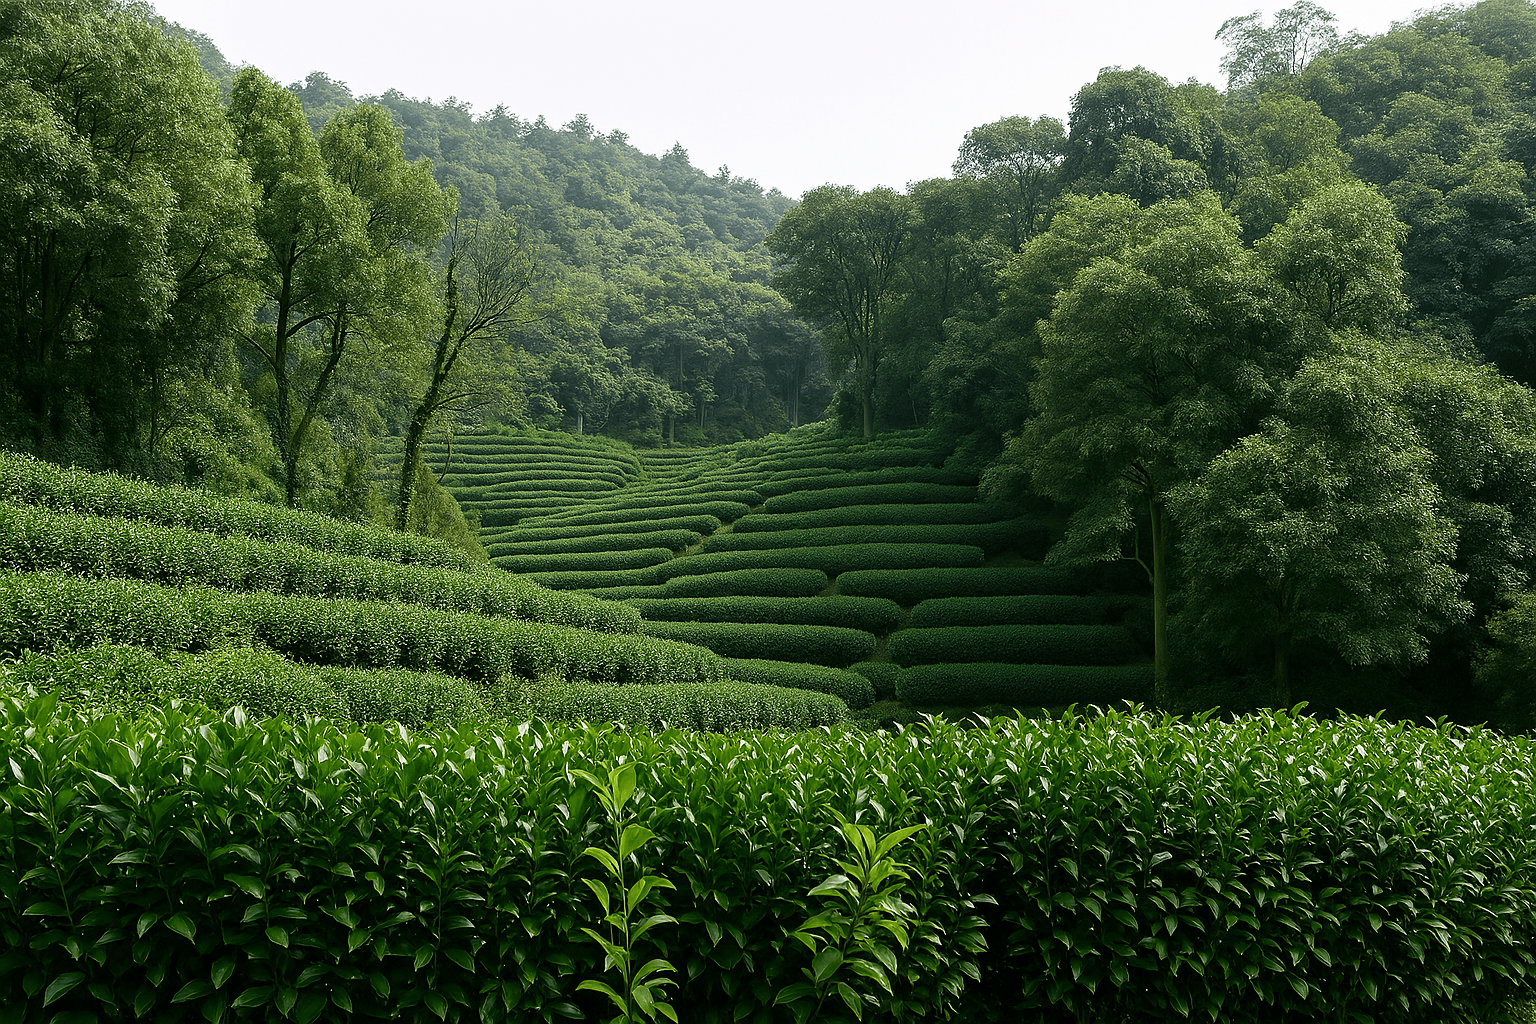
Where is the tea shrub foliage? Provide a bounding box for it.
[839,566,1092,605]
[627,595,903,633]
[638,620,879,668]
[3,701,1535,1021]
[888,624,1141,667]
[762,483,978,515]
[896,661,1154,707]
[718,657,877,707]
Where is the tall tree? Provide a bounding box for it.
[0,0,258,465]
[398,213,538,529]
[1216,1,1340,91]
[992,193,1305,707]
[765,185,913,436]
[952,116,1067,250]
[1172,345,1467,706]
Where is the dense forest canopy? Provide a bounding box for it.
[9,0,1536,722]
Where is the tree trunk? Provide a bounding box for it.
[575,408,584,435]
[1150,495,1171,710]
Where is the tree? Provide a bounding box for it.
[0,0,259,465]
[952,116,1067,249]
[230,75,450,506]
[1171,345,1467,707]
[765,186,913,436]
[1217,1,1340,91]
[397,213,539,530]
[993,193,1304,706]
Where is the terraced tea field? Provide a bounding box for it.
[431,426,1155,716]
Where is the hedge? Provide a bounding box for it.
[520,680,850,731]
[701,519,1049,556]
[849,661,900,702]
[638,620,879,668]
[731,502,1026,533]
[895,662,1153,708]
[0,644,493,729]
[762,483,977,515]
[0,450,477,570]
[485,515,721,544]
[654,568,829,599]
[718,657,875,708]
[838,566,1093,604]
[490,547,675,574]
[486,530,699,558]
[516,500,752,529]
[519,566,668,591]
[5,702,1535,1022]
[627,595,902,633]
[911,594,1152,628]
[755,465,971,498]
[658,543,985,580]
[0,571,720,687]
[889,624,1141,667]
[0,503,640,634]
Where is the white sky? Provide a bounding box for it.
[150,0,1433,198]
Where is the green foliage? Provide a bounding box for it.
[0,449,476,570]
[486,530,699,557]
[525,680,849,731]
[848,662,900,702]
[731,502,1025,533]
[895,662,1153,707]
[659,544,985,580]
[490,516,720,544]
[762,483,977,516]
[638,621,878,668]
[911,594,1150,628]
[628,596,902,633]
[838,567,1090,605]
[647,568,830,599]
[701,517,1047,557]
[718,658,876,708]
[572,763,679,1024]
[775,818,928,1023]
[0,501,639,633]
[0,571,717,687]
[491,548,676,573]
[888,624,1141,667]
[5,702,1536,1020]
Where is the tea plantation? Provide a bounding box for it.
[4,435,1536,1022]
[426,424,1154,720]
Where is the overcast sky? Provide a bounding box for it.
[150,0,1434,198]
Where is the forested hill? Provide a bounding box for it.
[177,28,830,446]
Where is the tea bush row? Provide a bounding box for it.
[455,478,623,498]
[700,518,1047,556]
[754,464,971,498]
[655,542,985,579]
[888,624,1141,667]
[731,502,1026,533]
[483,515,721,544]
[0,572,718,686]
[485,530,699,558]
[638,620,879,667]
[517,499,751,529]
[896,661,1153,707]
[582,568,829,600]
[443,467,632,488]
[520,679,850,731]
[839,566,1093,604]
[762,482,977,515]
[627,594,903,632]
[489,547,675,574]
[0,451,476,570]
[5,702,1535,1022]
[911,593,1151,628]
[0,503,639,633]
[850,660,900,701]
[718,656,876,708]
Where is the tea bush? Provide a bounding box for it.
[485,530,701,556]
[718,657,876,707]
[657,543,985,579]
[524,679,850,731]
[896,661,1153,707]
[839,566,1092,604]
[4,703,1535,1022]
[488,515,721,544]
[0,503,639,633]
[911,594,1150,628]
[638,620,879,667]
[489,547,675,574]
[762,482,977,515]
[889,624,1142,666]
[701,518,1046,555]
[849,661,900,701]
[731,502,1028,533]
[517,500,752,529]
[0,450,475,569]
[0,571,719,687]
[627,595,903,633]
